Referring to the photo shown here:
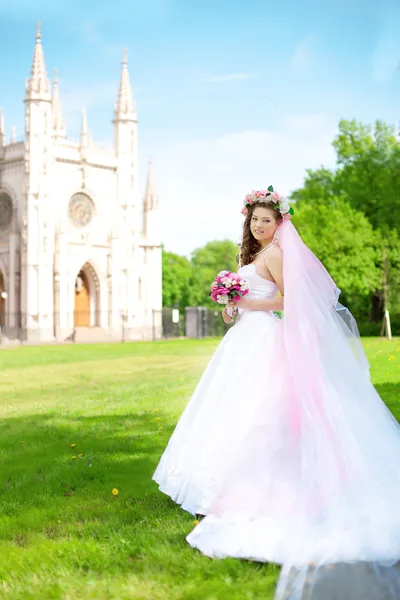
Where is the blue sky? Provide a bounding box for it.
[0,0,399,255]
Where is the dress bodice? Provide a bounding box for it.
[238,264,278,299]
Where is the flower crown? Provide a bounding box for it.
[241,185,294,218]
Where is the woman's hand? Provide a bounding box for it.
[222,303,235,324]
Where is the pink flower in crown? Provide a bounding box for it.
[241,207,248,216]
[254,190,266,199]
[271,191,281,203]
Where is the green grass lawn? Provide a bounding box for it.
[0,337,399,600]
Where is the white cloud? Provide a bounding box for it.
[291,36,315,73]
[67,21,100,44]
[154,115,337,256]
[204,73,251,84]
[65,21,125,59]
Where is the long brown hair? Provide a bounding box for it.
[237,202,282,267]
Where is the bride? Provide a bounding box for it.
[153,188,400,599]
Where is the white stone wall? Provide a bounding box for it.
[0,33,162,345]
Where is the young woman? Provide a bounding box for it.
[153,189,400,599]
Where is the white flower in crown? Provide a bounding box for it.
[279,197,290,214]
[218,270,230,277]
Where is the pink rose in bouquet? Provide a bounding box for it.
[210,270,250,317]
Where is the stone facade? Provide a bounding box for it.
[0,27,162,343]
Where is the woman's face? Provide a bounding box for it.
[250,205,278,244]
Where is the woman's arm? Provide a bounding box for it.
[237,296,284,311]
[236,246,284,312]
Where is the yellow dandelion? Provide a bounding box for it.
[153,409,159,413]
[388,355,395,361]
[72,456,77,459]
[156,417,160,421]
[179,377,183,381]
[193,520,199,526]
[71,443,76,448]
[78,453,83,457]
[112,488,119,496]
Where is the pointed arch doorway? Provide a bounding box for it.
[74,263,100,328]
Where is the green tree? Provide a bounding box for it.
[162,248,192,312]
[291,167,339,207]
[188,240,239,307]
[293,197,380,303]
[291,119,400,330]
[333,119,400,231]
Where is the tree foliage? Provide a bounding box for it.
[188,240,239,307]
[162,248,192,312]
[333,119,400,231]
[162,240,239,310]
[294,197,380,297]
[291,119,400,326]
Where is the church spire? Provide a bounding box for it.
[80,108,88,147]
[79,107,89,163]
[144,157,158,211]
[52,69,66,138]
[25,22,50,100]
[0,109,5,147]
[114,49,136,121]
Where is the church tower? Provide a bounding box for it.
[111,50,139,334]
[141,158,162,334]
[21,23,54,341]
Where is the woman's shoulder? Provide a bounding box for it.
[265,243,282,261]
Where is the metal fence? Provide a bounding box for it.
[0,308,233,345]
[0,307,398,345]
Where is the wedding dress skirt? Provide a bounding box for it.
[153,264,284,516]
[153,261,400,597]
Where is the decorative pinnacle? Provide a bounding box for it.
[52,68,66,137]
[26,21,50,97]
[80,107,88,151]
[114,49,136,118]
[144,157,158,211]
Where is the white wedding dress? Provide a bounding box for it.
[153,253,400,599]
[153,263,282,516]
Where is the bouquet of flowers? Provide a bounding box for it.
[210,270,250,317]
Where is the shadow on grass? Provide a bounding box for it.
[0,411,279,598]
[0,411,173,523]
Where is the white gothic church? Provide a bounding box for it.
[0,26,162,344]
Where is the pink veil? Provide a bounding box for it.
[275,219,400,599]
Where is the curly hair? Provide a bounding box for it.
[236,202,282,267]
